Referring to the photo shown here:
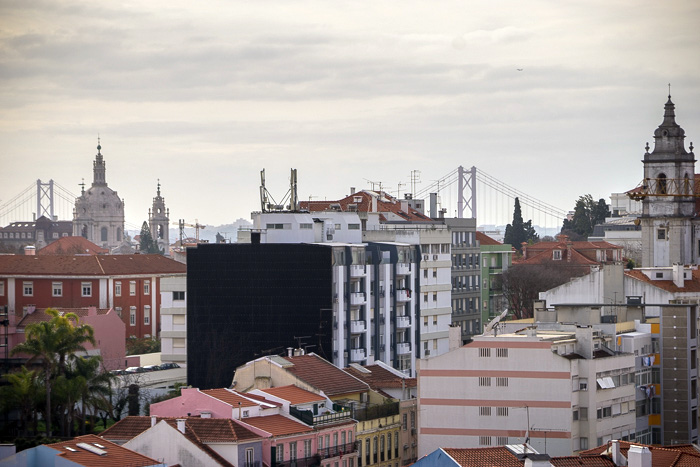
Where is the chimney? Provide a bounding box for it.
[287,347,293,357]
[200,411,212,419]
[400,200,409,212]
[24,246,36,256]
[611,440,626,466]
[176,419,186,434]
[429,193,438,219]
[350,187,356,195]
[672,263,685,288]
[371,195,377,212]
[627,445,651,467]
[151,415,157,427]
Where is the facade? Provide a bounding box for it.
[149,182,170,254]
[0,254,186,340]
[417,329,636,457]
[159,275,187,365]
[476,231,512,329]
[0,216,72,251]
[72,141,126,251]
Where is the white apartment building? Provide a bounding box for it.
[160,275,187,366]
[417,328,636,457]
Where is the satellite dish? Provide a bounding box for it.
[483,308,509,336]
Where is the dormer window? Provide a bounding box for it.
[553,250,562,260]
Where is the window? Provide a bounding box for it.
[423,316,428,326]
[410,411,415,428]
[144,280,150,295]
[304,439,312,457]
[115,307,122,318]
[144,306,151,325]
[573,409,579,421]
[479,436,491,446]
[23,281,33,297]
[496,348,509,358]
[334,433,338,447]
[496,377,508,387]
[246,448,254,467]
[300,223,313,229]
[479,348,491,357]
[387,433,392,459]
[496,436,508,445]
[173,338,186,348]
[81,282,92,297]
[101,226,108,241]
[580,438,588,450]
[277,444,284,462]
[318,436,324,449]
[130,307,136,326]
[380,436,385,462]
[348,224,360,230]
[432,268,437,278]
[243,410,249,418]
[173,291,185,301]
[423,293,428,303]
[580,407,588,420]
[115,281,122,296]
[432,292,437,302]
[365,439,370,466]
[423,269,428,279]
[173,315,186,325]
[129,281,136,296]
[52,282,63,297]
[479,377,492,387]
[497,407,508,416]
[289,442,297,461]
[658,229,666,240]
[0,281,4,296]
[432,316,437,325]
[553,250,562,260]
[341,431,346,445]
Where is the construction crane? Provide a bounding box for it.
[173,219,206,244]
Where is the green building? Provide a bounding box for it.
[476,232,513,326]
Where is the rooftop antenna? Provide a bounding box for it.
[410,170,421,197]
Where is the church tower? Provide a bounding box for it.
[149,181,170,255]
[639,94,696,267]
[73,140,126,250]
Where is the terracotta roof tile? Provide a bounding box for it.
[101,416,261,444]
[442,447,525,467]
[580,441,700,467]
[203,388,269,408]
[239,414,313,436]
[47,433,161,467]
[283,354,370,396]
[475,231,502,246]
[625,269,700,293]
[344,364,417,390]
[37,236,109,255]
[550,456,615,466]
[299,191,434,222]
[0,254,185,276]
[260,385,326,405]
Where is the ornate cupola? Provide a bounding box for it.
[92,139,107,186]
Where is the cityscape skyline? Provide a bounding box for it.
[2,1,699,227]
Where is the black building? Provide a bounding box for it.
[187,243,334,389]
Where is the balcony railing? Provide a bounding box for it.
[350,264,366,277]
[350,320,366,333]
[318,442,359,460]
[289,406,352,426]
[275,455,321,467]
[351,292,366,305]
[395,263,411,276]
[395,315,410,328]
[350,348,366,362]
[397,342,411,355]
[395,289,411,302]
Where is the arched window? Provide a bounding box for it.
[101,227,108,241]
[117,227,122,242]
[81,225,88,239]
[657,173,667,194]
[684,173,691,195]
[157,224,164,239]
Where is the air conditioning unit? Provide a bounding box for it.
[423,255,429,261]
[433,255,438,260]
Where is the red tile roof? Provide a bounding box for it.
[37,236,109,255]
[475,231,502,246]
[260,385,326,405]
[518,247,600,267]
[0,254,186,276]
[283,354,370,397]
[344,364,417,390]
[101,416,261,443]
[202,388,269,408]
[47,433,161,467]
[442,447,526,467]
[549,456,615,466]
[299,191,434,222]
[17,307,113,327]
[239,414,313,436]
[580,441,700,467]
[625,269,700,293]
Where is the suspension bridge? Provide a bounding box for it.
[1,167,569,236]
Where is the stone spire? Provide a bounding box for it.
[649,92,689,159]
[93,138,107,186]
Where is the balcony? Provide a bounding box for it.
[395,289,411,302]
[350,292,366,305]
[289,406,352,426]
[275,456,320,467]
[396,263,411,276]
[350,320,366,333]
[350,264,366,277]
[318,442,359,460]
[397,342,411,355]
[396,315,411,328]
[350,348,366,362]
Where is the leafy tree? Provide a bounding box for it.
[562,195,610,238]
[11,309,96,437]
[0,366,42,437]
[139,221,163,254]
[126,337,161,355]
[504,198,539,251]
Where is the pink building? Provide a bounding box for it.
[9,306,126,371]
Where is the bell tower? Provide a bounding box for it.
[638,92,696,267]
[149,180,170,255]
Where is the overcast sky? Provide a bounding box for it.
[1,0,699,230]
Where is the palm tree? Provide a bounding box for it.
[0,366,41,437]
[11,308,96,436]
[72,356,114,434]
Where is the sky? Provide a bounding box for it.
[1,0,699,230]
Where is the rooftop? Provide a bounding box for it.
[239,414,314,436]
[344,363,417,390]
[203,388,274,408]
[0,254,186,276]
[282,353,370,396]
[101,416,261,443]
[259,385,326,405]
[17,307,113,327]
[37,236,109,255]
[46,433,162,467]
[300,190,434,222]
